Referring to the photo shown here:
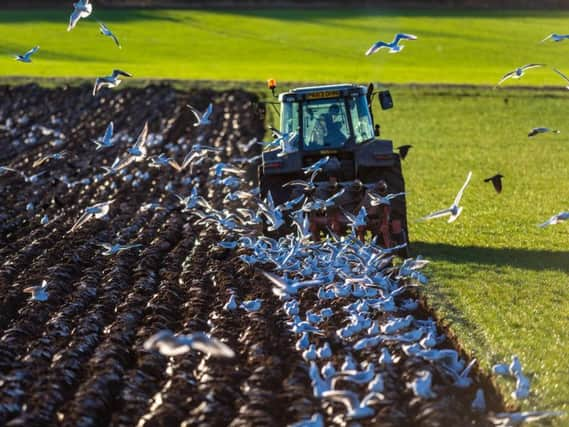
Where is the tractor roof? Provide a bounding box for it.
[279,84,366,101]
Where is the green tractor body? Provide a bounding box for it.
[259,83,409,252]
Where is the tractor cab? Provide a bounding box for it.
[278,84,380,152]
[259,81,408,255]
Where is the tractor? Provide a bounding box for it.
[258,81,409,254]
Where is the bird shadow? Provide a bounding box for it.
[412,241,569,273]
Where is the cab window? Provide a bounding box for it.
[302,99,349,150]
[281,101,299,135]
[349,95,374,144]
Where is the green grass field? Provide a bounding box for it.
[377,87,569,419]
[2,6,569,422]
[2,8,569,85]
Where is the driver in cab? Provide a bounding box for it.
[310,104,346,148]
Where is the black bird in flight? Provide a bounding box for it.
[397,145,412,159]
[484,174,504,194]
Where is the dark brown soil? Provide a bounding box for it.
[0,84,504,426]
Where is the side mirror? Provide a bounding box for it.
[378,90,393,110]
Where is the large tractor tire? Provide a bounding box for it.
[359,162,410,258]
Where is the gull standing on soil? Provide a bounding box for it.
[144,330,235,358]
[15,46,40,63]
[471,388,486,413]
[290,413,324,427]
[538,211,569,227]
[92,122,115,150]
[93,69,132,96]
[68,0,93,31]
[69,200,114,233]
[240,299,263,312]
[98,21,121,48]
[528,127,560,137]
[98,242,143,256]
[322,390,383,420]
[494,64,545,88]
[24,280,48,302]
[408,370,436,399]
[223,294,238,311]
[187,103,213,127]
[365,33,418,55]
[419,171,472,223]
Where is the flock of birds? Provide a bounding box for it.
[364,31,569,227]
[2,1,567,426]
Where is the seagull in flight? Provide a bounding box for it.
[149,153,172,168]
[69,200,114,233]
[32,151,69,168]
[101,157,124,176]
[144,330,235,358]
[528,127,560,137]
[68,0,93,32]
[551,67,569,89]
[15,46,40,63]
[495,64,545,88]
[126,121,148,160]
[540,33,569,43]
[98,21,121,48]
[19,171,46,184]
[419,171,472,223]
[303,156,330,175]
[260,270,323,297]
[93,69,132,96]
[365,33,418,55]
[187,103,213,127]
[0,166,20,176]
[92,122,115,150]
[538,211,569,228]
[367,191,406,206]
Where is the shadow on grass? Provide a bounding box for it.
[412,241,569,273]
[0,8,564,24]
[0,9,188,24]
[224,8,568,21]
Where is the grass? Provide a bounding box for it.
[376,86,569,420]
[2,6,569,422]
[1,8,569,85]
